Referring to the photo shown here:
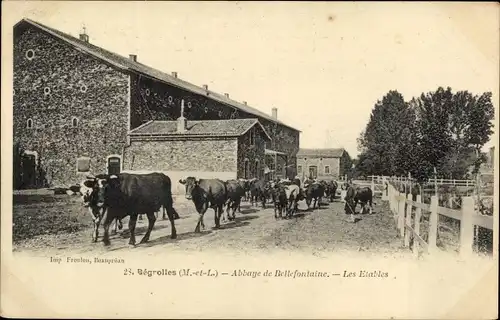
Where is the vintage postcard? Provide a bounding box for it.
[1,1,498,319]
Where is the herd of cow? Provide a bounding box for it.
[79,172,375,247]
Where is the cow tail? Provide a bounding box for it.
[164,190,180,220]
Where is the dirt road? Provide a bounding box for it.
[13,193,410,258]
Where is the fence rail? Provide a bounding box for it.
[384,181,495,258]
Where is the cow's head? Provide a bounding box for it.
[80,176,107,208]
[179,177,199,200]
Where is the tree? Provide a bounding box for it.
[357,90,416,176]
[414,87,494,179]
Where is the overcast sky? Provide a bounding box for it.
[2,2,498,157]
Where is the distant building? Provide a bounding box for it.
[296,148,352,180]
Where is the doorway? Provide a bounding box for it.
[308,165,318,179]
[107,156,121,175]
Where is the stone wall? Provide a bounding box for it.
[124,137,237,172]
[297,157,341,179]
[13,24,129,187]
[236,127,267,179]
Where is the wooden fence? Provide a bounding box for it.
[385,181,495,258]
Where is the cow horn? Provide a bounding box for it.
[109,175,118,179]
[179,179,185,184]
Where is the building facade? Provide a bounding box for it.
[296,148,352,180]
[13,18,300,187]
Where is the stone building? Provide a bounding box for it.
[13,18,300,188]
[296,148,352,180]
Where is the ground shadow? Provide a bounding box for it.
[118,223,171,238]
[215,220,250,230]
[238,208,260,214]
[108,230,214,250]
[234,214,259,222]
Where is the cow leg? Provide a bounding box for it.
[139,212,156,244]
[128,214,138,246]
[232,199,240,220]
[306,198,311,210]
[369,198,373,214]
[163,203,178,239]
[118,219,123,230]
[112,218,118,235]
[194,202,208,233]
[101,210,113,246]
[89,207,102,242]
[261,195,266,209]
[214,204,223,229]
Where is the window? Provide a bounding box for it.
[168,96,173,103]
[249,128,255,145]
[26,118,33,129]
[187,101,192,108]
[25,49,35,60]
[71,117,79,128]
[76,157,91,173]
[254,160,260,178]
[145,88,151,96]
[325,166,330,174]
[308,165,318,179]
[80,84,88,93]
[244,159,249,179]
[44,87,51,95]
[297,165,302,173]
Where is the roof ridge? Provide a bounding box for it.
[19,18,300,132]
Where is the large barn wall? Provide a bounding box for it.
[13,24,129,187]
[123,137,238,194]
[129,74,299,177]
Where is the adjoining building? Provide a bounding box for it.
[296,148,352,180]
[13,18,300,188]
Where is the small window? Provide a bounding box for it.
[297,165,302,173]
[145,88,151,96]
[25,49,35,60]
[254,160,260,178]
[244,159,250,179]
[80,84,88,93]
[204,107,208,113]
[44,87,51,95]
[168,96,173,103]
[218,111,223,117]
[71,117,79,128]
[187,101,192,108]
[325,166,330,174]
[249,128,255,145]
[76,157,91,173]
[26,118,33,129]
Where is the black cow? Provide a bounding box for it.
[225,179,245,219]
[324,180,338,202]
[81,173,179,246]
[179,177,227,232]
[238,178,253,201]
[304,182,325,210]
[271,183,287,219]
[249,178,269,208]
[344,185,374,216]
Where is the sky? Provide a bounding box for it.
[2,2,499,157]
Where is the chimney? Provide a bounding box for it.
[79,33,89,43]
[272,108,278,120]
[129,54,137,62]
[242,101,247,105]
[79,25,89,43]
[172,72,178,78]
[177,99,187,133]
[202,84,208,91]
[224,93,229,98]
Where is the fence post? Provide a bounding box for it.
[413,195,422,257]
[398,192,405,239]
[460,197,474,258]
[404,193,412,247]
[429,195,439,252]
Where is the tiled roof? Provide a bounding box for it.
[297,148,346,158]
[130,118,271,140]
[17,18,299,132]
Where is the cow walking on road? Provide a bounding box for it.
[180,177,227,232]
[271,183,288,219]
[80,173,179,246]
[249,178,270,208]
[344,184,374,222]
[285,184,303,218]
[225,179,246,220]
[304,182,325,210]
